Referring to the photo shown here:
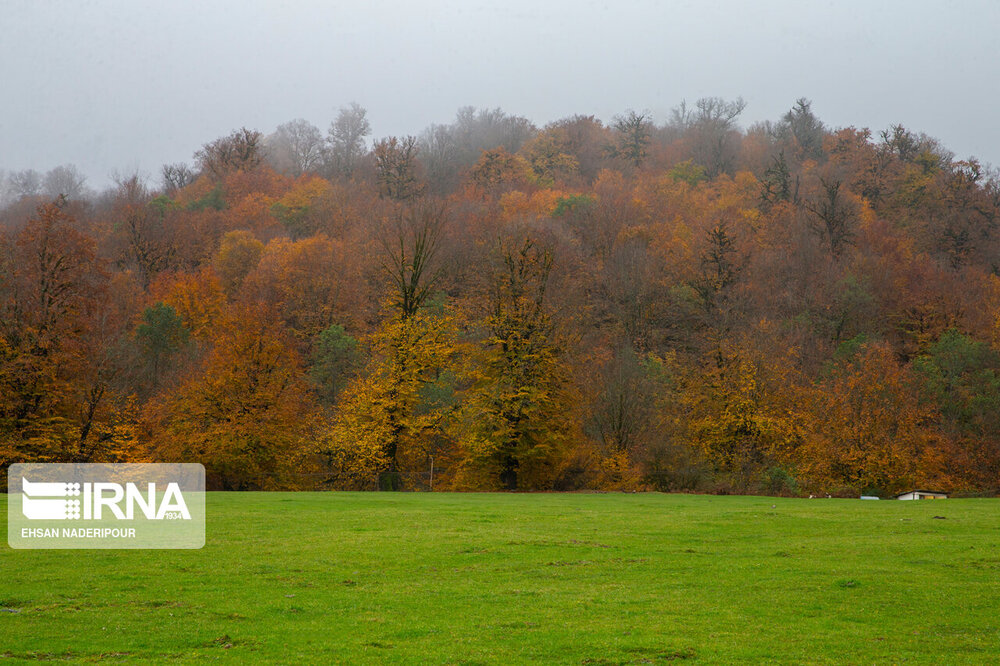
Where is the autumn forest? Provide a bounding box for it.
[2,99,999,496]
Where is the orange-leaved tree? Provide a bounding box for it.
[0,202,130,465]
[799,340,940,496]
[144,306,317,489]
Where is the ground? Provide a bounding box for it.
[1,492,998,663]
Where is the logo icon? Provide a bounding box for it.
[21,479,82,520]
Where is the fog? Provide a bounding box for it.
[2,0,998,190]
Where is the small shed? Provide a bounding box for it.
[894,489,948,500]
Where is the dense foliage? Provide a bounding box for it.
[2,100,998,495]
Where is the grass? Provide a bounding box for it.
[2,492,999,664]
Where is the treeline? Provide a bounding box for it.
[2,99,999,495]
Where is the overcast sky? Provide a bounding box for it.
[2,0,997,190]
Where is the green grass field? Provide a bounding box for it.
[2,493,999,664]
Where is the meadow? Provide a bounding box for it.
[1,492,998,664]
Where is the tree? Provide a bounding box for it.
[673,97,747,177]
[759,152,797,210]
[7,169,42,199]
[419,123,460,193]
[327,103,371,178]
[610,110,652,168]
[0,202,112,463]
[109,174,176,289]
[135,302,190,381]
[914,330,1000,488]
[456,238,575,490]
[520,132,579,186]
[800,342,939,495]
[685,351,801,493]
[585,344,658,488]
[827,127,894,207]
[419,106,536,192]
[195,127,265,179]
[145,308,316,490]
[324,204,455,489]
[243,234,356,344]
[268,176,336,239]
[324,305,459,490]
[695,220,740,314]
[543,115,611,181]
[374,136,424,200]
[161,163,197,193]
[780,98,825,160]
[42,165,88,200]
[469,147,531,195]
[381,204,446,319]
[803,175,856,256]
[667,160,707,187]
[213,230,264,297]
[148,268,225,340]
[267,119,326,177]
[880,124,946,165]
[604,236,659,346]
[451,106,536,163]
[309,324,361,405]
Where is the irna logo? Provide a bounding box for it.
[8,463,205,549]
[21,477,191,521]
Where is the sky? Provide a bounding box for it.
[2,0,998,190]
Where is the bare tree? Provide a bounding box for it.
[668,100,695,130]
[673,97,747,177]
[381,203,447,319]
[418,106,536,183]
[544,115,610,181]
[374,136,424,201]
[8,169,42,199]
[419,123,460,193]
[194,127,265,179]
[267,119,326,176]
[587,345,655,455]
[804,176,855,257]
[111,174,176,287]
[452,106,536,163]
[605,237,656,346]
[42,164,88,200]
[161,163,196,193]
[327,103,371,178]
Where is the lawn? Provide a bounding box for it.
[1,492,999,664]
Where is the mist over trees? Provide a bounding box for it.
[0,164,90,207]
[2,98,999,496]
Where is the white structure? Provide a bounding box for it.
[894,490,948,500]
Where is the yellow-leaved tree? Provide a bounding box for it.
[320,204,460,489]
[681,339,804,494]
[451,238,578,490]
[322,307,459,489]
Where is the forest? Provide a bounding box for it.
[1,98,998,496]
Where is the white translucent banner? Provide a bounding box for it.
[7,463,205,549]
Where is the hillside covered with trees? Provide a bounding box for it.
[2,98,998,496]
